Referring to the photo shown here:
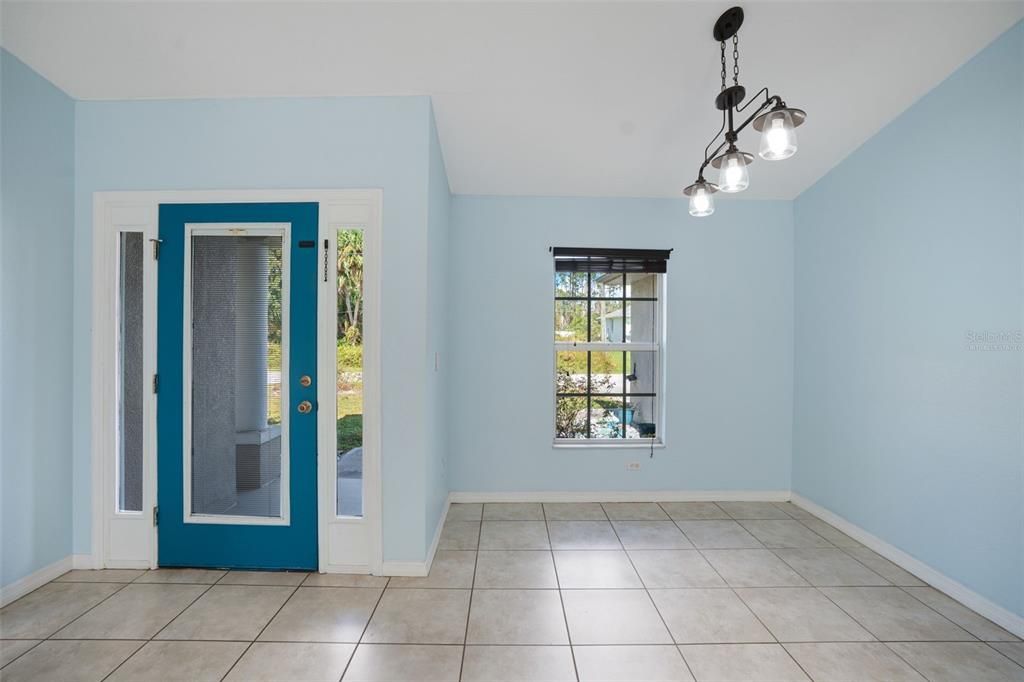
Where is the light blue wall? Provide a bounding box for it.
[425,108,451,543]
[447,197,794,493]
[73,95,439,562]
[0,50,76,587]
[793,21,1024,617]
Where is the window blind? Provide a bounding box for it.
[552,247,672,274]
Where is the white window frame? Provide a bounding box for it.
[90,204,160,569]
[181,223,291,526]
[317,199,383,574]
[552,271,667,448]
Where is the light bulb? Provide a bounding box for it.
[717,152,750,193]
[725,159,743,184]
[689,185,714,217]
[758,110,798,160]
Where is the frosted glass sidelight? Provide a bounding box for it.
[117,233,144,513]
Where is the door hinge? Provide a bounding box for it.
[153,506,159,526]
[151,238,162,260]
[152,374,159,394]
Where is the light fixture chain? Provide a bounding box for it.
[720,41,727,91]
[732,34,739,85]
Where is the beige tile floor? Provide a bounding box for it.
[1,501,1022,681]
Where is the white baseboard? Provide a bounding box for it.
[449,490,790,504]
[791,493,1024,639]
[1,556,73,607]
[381,494,451,577]
[72,554,98,570]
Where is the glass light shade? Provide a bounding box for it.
[688,184,715,217]
[758,109,798,160]
[716,152,750,193]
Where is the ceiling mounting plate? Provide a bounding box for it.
[715,85,746,110]
[713,6,744,42]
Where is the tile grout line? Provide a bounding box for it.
[217,582,303,682]
[9,506,1020,680]
[545,503,581,682]
[0,639,46,671]
[658,501,742,677]
[336,578,390,682]
[624,502,698,681]
[667,515,767,552]
[29,579,148,678]
[456,505,484,682]
[674,504,837,681]
[99,579,219,681]
[765,526,869,682]
[672,507,787,650]
[41,581,135,641]
[717,506,969,678]
[894,583,1014,642]
[802,570,938,681]
[982,641,1024,672]
[6,636,1008,645]
[768,545,892,587]
[880,640,938,680]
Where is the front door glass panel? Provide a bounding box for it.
[189,232,286,519]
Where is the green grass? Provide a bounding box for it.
[336,343,363,451]
[556,351,627,375]
[336,390,363,452]
[337,415,363,453]
[265,341,363,448]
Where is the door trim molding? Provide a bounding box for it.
[316,194,384,575]
[90,199,159,570]
[90,189,384,575]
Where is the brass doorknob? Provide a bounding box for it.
[297,400,313,414]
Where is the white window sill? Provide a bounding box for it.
[552,440,665,450]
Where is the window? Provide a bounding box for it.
[335,228,365,517]
[553,248,668,444]
[116,232,144,512]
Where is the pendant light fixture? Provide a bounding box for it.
[683,6,807,217]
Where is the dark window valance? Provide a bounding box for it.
[552,247,672,274]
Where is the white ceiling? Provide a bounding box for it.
[3,1,1022,199]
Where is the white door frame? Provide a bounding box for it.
[90,189,383,574]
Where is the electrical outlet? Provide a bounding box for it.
[626,462,641,472]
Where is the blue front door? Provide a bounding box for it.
[157,203,318,570]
